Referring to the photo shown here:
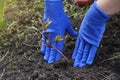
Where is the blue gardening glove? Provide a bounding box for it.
[40,0,77,64]
[72,2,110,68]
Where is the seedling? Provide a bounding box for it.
[41,18,69,62]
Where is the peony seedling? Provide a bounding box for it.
[41,18,69,62]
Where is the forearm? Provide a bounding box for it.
[97,0,120,15]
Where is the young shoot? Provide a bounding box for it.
[42,18,69,62]
[42,18,52,30]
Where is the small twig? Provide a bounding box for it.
[0,69,5,80]
[103,73,115,80]
[0,51,9,63]
[100,53,120,64]
[0,58,13,69]
[22,43,39,48]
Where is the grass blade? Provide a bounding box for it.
[0,0,6,30]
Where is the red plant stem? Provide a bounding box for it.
[52,46,69,62]
[45,43,69,63]
[43,32,69,63]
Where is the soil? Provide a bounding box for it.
[0,0,120,80]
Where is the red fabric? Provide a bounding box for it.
[74,0,93,7]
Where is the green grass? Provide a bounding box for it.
[0,0,6,30]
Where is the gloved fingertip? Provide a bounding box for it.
[79,62,85,68]
[86,46,97,65]
[55,55,62,61]
[40,44,46,54]
[55,58,60,61]
[40,45,45,54]
[44,56,48,61]
[72,49,78,60]
[48,60,54,64]
[40,50,45,54]
[86,60,93,65]
[73,62,79,67]
[72,55,76,60]
[72,38,81,60]
[44,47,50,61]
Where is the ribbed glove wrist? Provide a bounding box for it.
[84,1,110,27]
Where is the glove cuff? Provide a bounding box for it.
[84,1,111,27]
[94,1,111,19]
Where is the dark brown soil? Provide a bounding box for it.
[0,0,120,80]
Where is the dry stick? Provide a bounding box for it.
[23,43,38,48]
[103,73,115,80]
[0,51,9,63]
[0,58,13,69]
[95,71,106,79]
[0,69,5,80]
[100,53,120,64]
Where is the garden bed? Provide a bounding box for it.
[0,0,120,80]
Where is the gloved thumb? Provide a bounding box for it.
[66,25,78,37]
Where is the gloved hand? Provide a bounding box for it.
[72,1,110,68]
[40,0,77,64]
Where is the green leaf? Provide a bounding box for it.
[43,18,51,30]
[0,20,5,30]
[0,0,6,30]
[55,36,63,42]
